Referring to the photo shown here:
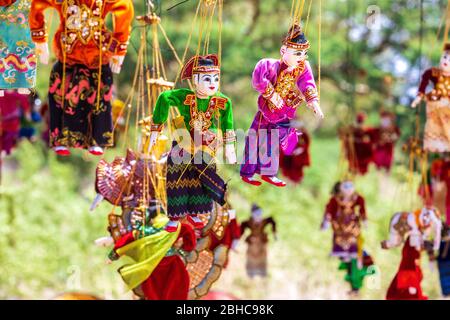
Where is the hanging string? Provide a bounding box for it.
[173,0,202,86]
[303,0,313,34]
[443,0,450,45]
[317,0,322,101]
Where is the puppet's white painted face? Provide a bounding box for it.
[252,209,263,220]
[419,208,433,227]
[340,181,355,197]
[194,72,220,97]
[440,51,450,74]
[381,117,392,128]
[281,46,308,68]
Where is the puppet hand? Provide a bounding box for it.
[429,261,437,272]
[225,143,237,164]
[408,287,417,295]
[411,96,423,109]
[231,239,239,251]
[433,240,441,252]
[307,101,324,119]
[105,258,113,265]
[380,240,389,250]
[110,55,125,74]
[18,88,31,95]
[174,238,184,250]
[35,42,49,65]
[362,220,368,229]
[269,92,284,110]
[320,220,330,231]
[293,147,304,156]
[95,236,114,247]
[149,131,159,149]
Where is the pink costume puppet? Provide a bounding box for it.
[240,24,323,187]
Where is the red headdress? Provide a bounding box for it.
[181,54,220,80]
[356,111,367,124]
[380,110,396,120]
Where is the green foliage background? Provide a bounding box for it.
[1,0,448,299]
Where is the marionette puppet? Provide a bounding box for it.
[147,54,237,233]
[411,43,450,153]
[0,90,31,154]
[279,118,311,184]
[321,180,373,295]
[339,112,375,176]
[381,207,442,300]
[29,0,134,156]
[0,0,36,96]
[240,24,323,188]
[240,204,277,278]
[107,203,197,300]
[321,180,367,261]
[372,111,400,172]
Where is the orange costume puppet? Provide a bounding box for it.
[29,0,133,156]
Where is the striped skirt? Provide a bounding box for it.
[166,141,227,219]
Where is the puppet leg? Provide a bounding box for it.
[89,65,114,155]
[49,63,91,152]
[240,113,264,184]
[165,141,197,231]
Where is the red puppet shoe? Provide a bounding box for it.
[53,146,71,156]
[241,176,262,186]
[187,215,205,230]
[261,175,287,187]
[88,146,104,156]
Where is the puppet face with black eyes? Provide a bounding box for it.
[440,51,450,74]
[194,72,220,97]
[280,46,308,68]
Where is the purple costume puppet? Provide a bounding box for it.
[240,24,322,187]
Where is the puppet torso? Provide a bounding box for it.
[30,0,133,68]
[331,194,363,249]
[267,63,305,112]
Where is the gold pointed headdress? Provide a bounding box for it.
[282,24,310,50]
